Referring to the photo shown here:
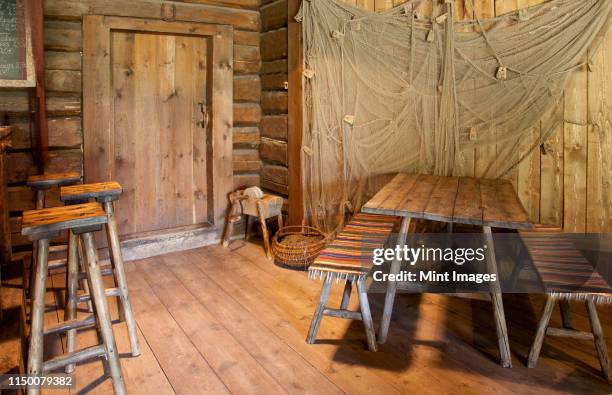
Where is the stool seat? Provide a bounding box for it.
[241,194,283,218]
[27,172,81,190]
[61,181,123,202]
[22,203,107,238]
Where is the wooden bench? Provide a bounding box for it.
[306,213,397,352]
[521,231,611,380]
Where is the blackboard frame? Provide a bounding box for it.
[0,0,35,88]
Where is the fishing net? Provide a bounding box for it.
[297,0,611,232]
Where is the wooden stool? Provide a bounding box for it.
[21,203,126,394]
[25,172,81,297]
[60,181,140,358]
[221,191,283,259]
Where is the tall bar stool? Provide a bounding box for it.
[60,181,140,357]
[21,203,126,395]
[25,172,82,296]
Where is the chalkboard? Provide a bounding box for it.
[0,0,34,87]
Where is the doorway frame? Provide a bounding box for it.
[82,15,233,234]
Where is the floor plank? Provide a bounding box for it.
[2,242,612,395]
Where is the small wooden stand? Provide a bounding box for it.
[221,190,283,259]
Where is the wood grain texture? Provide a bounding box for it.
[45,0,260,31]
[21,202,106,236]
[60,181,122,202]
[363,173,531,228]
[27,171,81,188]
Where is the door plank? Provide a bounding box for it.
[112,31,137,236]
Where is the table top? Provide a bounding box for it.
[362,173,533,229]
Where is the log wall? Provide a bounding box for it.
[310,0,611,232]
[2,0,263,251]
[260,0,289,197]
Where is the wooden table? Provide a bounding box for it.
[362,173,533,368]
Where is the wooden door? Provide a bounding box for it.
[84,16,233,240]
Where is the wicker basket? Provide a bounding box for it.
[271,225,327,270]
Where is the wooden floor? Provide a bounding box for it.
[2,241,612,394]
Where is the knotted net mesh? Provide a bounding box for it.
[297,0,611,232]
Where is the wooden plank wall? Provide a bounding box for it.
[316,0,612,232]
[260,0,289,197]
[1,0,263,251]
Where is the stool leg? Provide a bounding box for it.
[81,232,127,394]
[27,238,49,395]
[356,277,377,352]
[527,295,556,368]
[64,230,79,373]
[245,216,251,240]
[559,300,573,329]
[257,202,272,259]
[306,274,332,344]
[77,239,93,313]
[28,190,45,300]
[586,299,610,380]
[103,200,140,357]
[340,280,352,310]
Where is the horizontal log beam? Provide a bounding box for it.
[234,173,260,190]
[45,51,81,70]
[261,164,288,186]
[261,0,288,32]
[260,137,287,165]
[44,0,260,31]
[262,91,288,114]
[260,115,287,140]
[234,75,261,102]
[45,69,81,93]
[9,117,82,149]
[171,0,260,10]
[261,59,287,75]
[234,103,262,125]
[233,149,261,172]
[261,28,287,61]
[233,126,259,147]
[7,149,82,183]
[261,178,287,196]
[262,73,287,90]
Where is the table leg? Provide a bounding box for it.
[378,216,411,344]
[483,225,512,368]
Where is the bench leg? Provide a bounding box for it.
[527,295,555,368]
[306,274,332,344]
[356,277,377,352]
[484,226,512,368]
[64,230,79,373]
[340,280,352,310]
[27,239,49,395]
[586,299,610,380]
[379,216,411,344]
